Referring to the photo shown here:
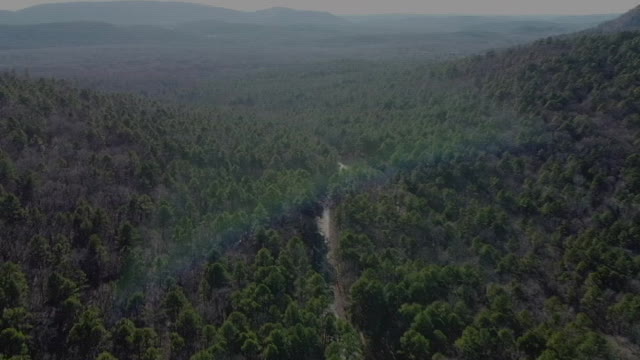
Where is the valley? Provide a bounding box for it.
[0,1,640,360]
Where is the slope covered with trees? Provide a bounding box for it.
[596,4,640,33]
[0,72,344,359]
[0,59,521,359]
[334,27,640,360]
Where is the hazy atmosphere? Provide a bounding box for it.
[1,0,637,14]
[2,1,640,360]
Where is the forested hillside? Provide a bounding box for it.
[334,30,640,359]
[0,72,341,359]
[0,62,519,359]
[596,5,640,32]
[1,3,640,360]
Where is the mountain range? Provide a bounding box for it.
[0,1,349,26]
[0,1,624,52]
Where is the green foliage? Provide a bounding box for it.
[96,352,118,360]
[325,320,363,360]
[0,263,28,310]
[2,18,640,360]
[67,307,109,359]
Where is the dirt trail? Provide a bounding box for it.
[317,206,348,319]
[318,162,351,319]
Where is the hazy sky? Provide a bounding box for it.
[1,0,637,14]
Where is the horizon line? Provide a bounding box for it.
[0,1,625,16]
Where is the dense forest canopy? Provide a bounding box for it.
[1,1,640,360]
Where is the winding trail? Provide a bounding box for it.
[317,162,351,319]
[317,206,348,319]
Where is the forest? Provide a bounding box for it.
[1,1,640,360]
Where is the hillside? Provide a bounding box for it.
[0,54,522,358]
[0,1,348,26]
[329,29,640,359]
[347,14,617,33]
[0,69,349,359]
[596,4,640,32]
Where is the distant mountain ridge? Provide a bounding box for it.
[346,13,617,34]
[595,4,640,32]
[0,1,349,26]
[255,7,346,26]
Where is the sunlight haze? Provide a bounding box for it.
[3,0,640,357]
[0,0,636,14]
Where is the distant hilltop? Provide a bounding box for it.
[0,1,350,26]
[594,4,640,32]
